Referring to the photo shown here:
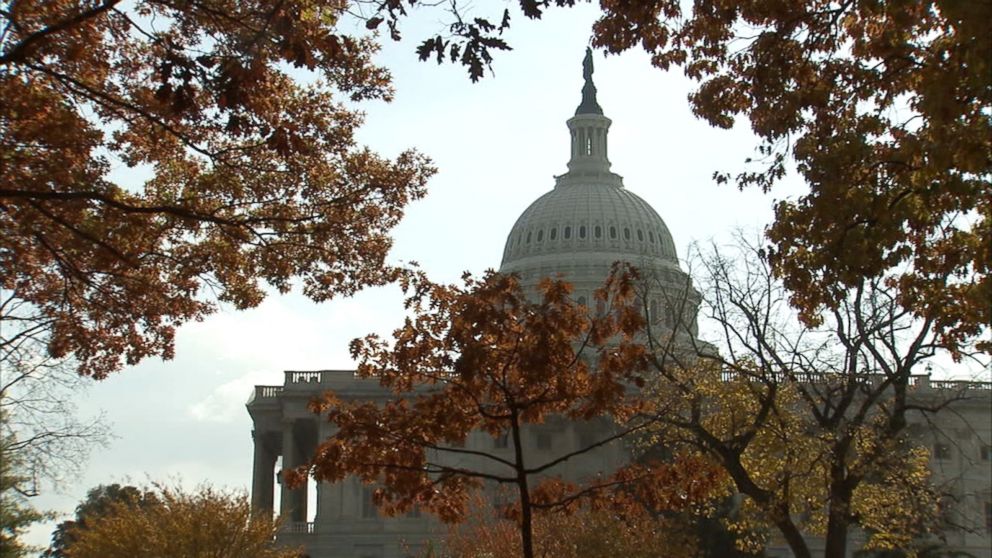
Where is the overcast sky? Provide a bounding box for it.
[24,3,833,548]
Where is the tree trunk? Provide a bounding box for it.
[824,514,849,558]
[823,481,853,558]
[774,516,813,558]
[509,408,535,558]
[718,450,812,558]
[517,473,535,558]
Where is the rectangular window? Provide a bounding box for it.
[361,486,377,519]
[536,431,552,451]
[934,442,951,460]
[578,427,596,450]
[940,498,956,530]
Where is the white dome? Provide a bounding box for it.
[497,50,699,339]
[499,182,682,288]
[498,54,689,298]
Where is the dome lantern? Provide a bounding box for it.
[560,48,620,187]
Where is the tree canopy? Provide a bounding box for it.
[43,483,155,558]
[443,490,700,558]
[44,483,297,558]
[635,237,969,558]
[0,411,48,558]
[0,344,109,498]
[292,266,725,558]
[1,1,434,378]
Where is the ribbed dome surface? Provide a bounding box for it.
[499,182,684,291]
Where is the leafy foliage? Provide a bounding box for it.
[43,484,155,558]
[0,412,48,558]
[592,0,991,357]
[291,266,725,558]
[374,0,578,81]
[637,237,967,558]
[443,489,699,558]
[1,1,434,378]
[44,483,297,558]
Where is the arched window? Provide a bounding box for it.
[537,230,544,242]
[577,296,587,307]
[595,225,602,239]
[579,225,587,239]
[623,228,631,240]
[563,226,571,239]
[610,226,617,239]
[550,228,557,240]
[637,229,644,241]
[649,231,655,243]
[526,231,531,244]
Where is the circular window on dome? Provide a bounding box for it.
[594,225,602,239]
[609,226,617,239]
[564,226,571,239]
[579,225,586,239]
[637,229,644,241]
[550,228,557,240]
[623,228,631,240]
[537,230,544,242]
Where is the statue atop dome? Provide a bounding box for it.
[576,47,604,115]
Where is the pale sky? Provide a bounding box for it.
[21,4,821,549]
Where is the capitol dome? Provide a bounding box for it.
[499,50,696,331]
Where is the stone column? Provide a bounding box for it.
[280,419,308,522]
[316,419,341,520]
[250,430,276,513]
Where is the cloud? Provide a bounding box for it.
[188,369,273,423]
[176,286,406,374]
[184,285,409,424]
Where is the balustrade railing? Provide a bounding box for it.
[931,379,992,391]
[247,385,283,404]
[288,371,323,384]
[283,521,315,534]
[255,370,989,404]
[284,369,364,387]
[714,371,990,392]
